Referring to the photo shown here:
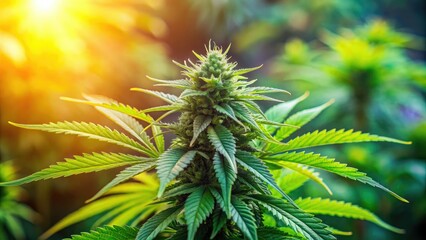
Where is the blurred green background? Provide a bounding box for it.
[0,0,424,239]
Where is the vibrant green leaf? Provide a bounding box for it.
[162,183,200,198]
[248,195,335,240]
[229,196,258,240]
[65,225,138,240]
[190,115,212,146]
[87,161,156,202]
[0,152,149,186]
[272,169,309,194]
[274,100,334,141]
[213,104,245,129]
[212,189,257,240]
[295,198,403,233]
[146,76,193,89]
[60,97,154,124]
[131,88,179,104]
[273,162,332,195]
[156,149,198,196]
[9,121,152,155]
[263,151,408,202]
[136,206,183,240]
[207,125,237,172]
[264,92,309,134]
[233,65,263,75]
[185,187,215,240]
[211,207,227,239]
[235,150,296,206]
[83,94,158,155]
[42,175,158,239]
[244,86,290,95]
[180,89,208,98]
[213,152,236,216]
[268,129,411,153]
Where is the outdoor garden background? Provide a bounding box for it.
[0,0,425,239]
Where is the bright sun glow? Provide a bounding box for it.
[29,0,61,16]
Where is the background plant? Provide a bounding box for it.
[269,19,426,239]
[0,162,37,239]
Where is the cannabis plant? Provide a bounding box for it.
[1,44,409,239]
[272,19,425,133]
[0,162,36,240]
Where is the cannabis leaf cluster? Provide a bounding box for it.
[1,43,409,240]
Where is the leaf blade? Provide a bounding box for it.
[213,152,237,216]
[87,162,156,202]
[0,152,149,186]
[207,125,237,172]
[136,206,183,240]
[156,149,197,196]
[185,187,215,240]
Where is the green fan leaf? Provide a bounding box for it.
[207,125,237,172]
[234,93,284,103]
[210,190,257,240]
[230,102,260,131]
[83,94,158,156]
[162,183,200,198]
[233,65,263,75]
[295,198,404,233]
[131,88,179,104]
[185,187,215,240]
[268,129,411,153]
[263,151,408,202]
[60,97,155,124]
[211,207,227,239]
[0,152,149,186]
[274,100,334,141]
[265,92,309,134]
[65,225,138,240]
[213,152,237,216]
[235,150,296,206]
[142,105,182,113]
[229,196,258,240]
[180,89,208,98]
[273,162,332,195]
[136,206,183,240]
[147,76,193,89]
[272,169,309,194]
[248,195,335,240]
[156,149,198,196]
[9,121,152,155]
[244,86,290,95]
[213,104,245,129]
[87,161,156,202]
[190,115,212,146]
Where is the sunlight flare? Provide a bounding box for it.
[29,0,61,16]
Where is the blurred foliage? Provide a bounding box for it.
[186,0,263,39]
[233,0,369,52]
[0,0,174,233]
[0,162,36,240]
[42,173,163,239]
[272,19,426,135]
[270,19,426,240]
